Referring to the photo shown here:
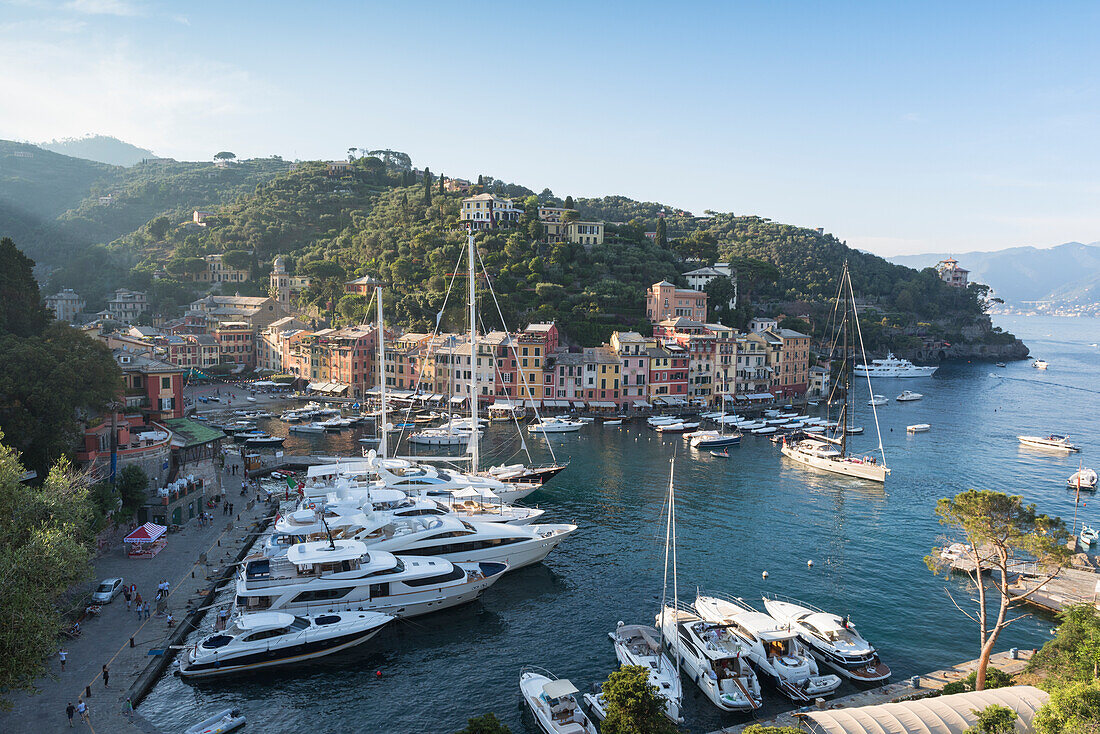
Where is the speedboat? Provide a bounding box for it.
[761,595,890,682]
[520,668,598,734]
[243,433,285,447]
[896,390,923,402]
[1018,434,1081,452]
[234,540,507,618]
[907,424,931,433]
[603,419,623,426]
[179,611,392,678]
[1068,468,1098,491]
[655,422,700,433]
[693,594,841,701]
[846,426,864,435]
[656,603,762,712]
[853,353,937,377]
[609,623,683,722]
[185,708,246,734]
[289,423,327,434]
[1080,525,1099,548]
[528,417,584,434]
[996,362,1007,368]
[1033,359,1049,370]
[867,395,888,406]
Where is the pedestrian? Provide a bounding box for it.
[102,664,109,688]
[66,702,75,727]
[77,699,88,724]
[134,592,143,614]
[166,611,175,627]
[229,503,234,515]
[123,585,132,610]
[124,698,134,723]
[58,648,67,671]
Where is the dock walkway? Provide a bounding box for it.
[0,457,277,734]
[706,649,1035,734]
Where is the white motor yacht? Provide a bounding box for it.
[609,623,683,722]
[867,395,888,406]
[655,422,699,433]
[656,603,763,712]
[693,594,841,701]
[1033,359,1049,370]
[289,423,326,434]
[1018,434,1081,452]
[527,417,584,434]
[895,390,923,402]
[761,595,891,682]
[1068,467,1098,491]
[234,540,507,618]
[178,610,392,678]
[365,516,577,572]
[853,353,937,377]
[519,669,598,734]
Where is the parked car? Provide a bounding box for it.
[91,577,125,604]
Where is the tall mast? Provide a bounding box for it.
[377,289,388,459]
[468,232,480,474]
[840,263,850,457]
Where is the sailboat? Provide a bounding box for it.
[780,262,890,483]
[688,394,741,449]
[602,459,684,724]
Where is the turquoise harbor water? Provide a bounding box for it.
[143,315,1100,734]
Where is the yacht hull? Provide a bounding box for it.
[179,625,385,678]
[780,444,888,482]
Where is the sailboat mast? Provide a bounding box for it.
[377,290,388,459]
[468,232,480,474]
[841,264,850,457]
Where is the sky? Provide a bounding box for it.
[2,1,1100,257]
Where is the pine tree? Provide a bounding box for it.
[423,167,432,204]
[438,174,445,195]
[564,195,574,209]
[655,217,668,249]
[477,174,484,186]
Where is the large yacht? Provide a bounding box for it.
[234,540,507,618]
[761,595,891,682]
[853,353,937,377]
[178,610,393,678]
[693,594,841,701]
[781,437,888,482]
[656,603,762,712]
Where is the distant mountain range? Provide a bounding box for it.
[889,242,1100,308]
[38,135,155,167]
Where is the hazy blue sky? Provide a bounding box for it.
[2,1,1099,256]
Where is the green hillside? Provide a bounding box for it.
[0,142,1015,351]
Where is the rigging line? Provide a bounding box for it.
[475,308,532,461]
[994,374,1100,396]
[846,266,887,465]
[475,245,555,464]
[394,246,467,448]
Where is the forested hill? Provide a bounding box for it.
[0,142,1016,352]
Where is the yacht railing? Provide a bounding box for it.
[761,592,828,614]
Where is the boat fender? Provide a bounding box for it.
[762,571,769,580]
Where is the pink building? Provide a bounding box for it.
[646,281,707,323]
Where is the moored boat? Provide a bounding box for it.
[1068,467,1098,491]
[907,423,931,433]
[519,668,598,734]
[854,353,937,378]
[1018,434,1080,452]
[896,390,923,402]
[185,708,246,734]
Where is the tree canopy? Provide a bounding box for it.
[600,665,678,734]
[0,237,50,338]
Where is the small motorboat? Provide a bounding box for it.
[185,708,246,734]
[907,424,931,433]
[1068,467,1098,491]
[846,426,864,435]
[896,390,923,402]
[1081,525,1099,548]
[603,419,623,426]
[1018,434,1081,452]
[868,395,888,406]
[289,423,326,434]
[243,433,285,447]
[996,362,1007,368]
[519,668,598,734]
[710,450,730,458]
[1033,359,1049,370]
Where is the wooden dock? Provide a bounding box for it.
[945,545,1100,614]
[706,649,1035,734]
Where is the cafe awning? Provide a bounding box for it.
[572,401,586,409]
[633,400,651,408]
